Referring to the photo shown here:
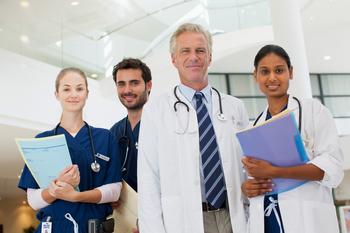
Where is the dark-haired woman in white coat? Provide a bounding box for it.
[241,44,344,233]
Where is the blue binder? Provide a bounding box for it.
[236,111,309,194]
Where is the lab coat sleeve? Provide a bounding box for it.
[138,104,166,233]
[308,101,344,188]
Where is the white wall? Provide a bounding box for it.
[335,169,350,201]
[0,48,125,131]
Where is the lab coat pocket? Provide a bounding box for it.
[161,196,184,233]
[302,201,339,233]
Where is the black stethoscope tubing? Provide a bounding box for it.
[119,117,129,172]
[54,121,100,173]
[253,96,302,132]
[173,85,224,116]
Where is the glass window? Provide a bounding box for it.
[321,74,350,95]
[209,74,228,94]
[210,72,350,119]
[228,74,263,96]
[310,74,320,96]
[324,97,350,118]
[240,97,267,120]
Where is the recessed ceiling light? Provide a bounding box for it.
[20,1,30,7]
[55,41,62,47]
[20,35,29,43]
[71,1,80,6]
[323,55,331,60]
[91,74,98,79]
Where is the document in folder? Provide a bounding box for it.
[16,134,72,188]
[113,180,138,233]
[236,111,309,194]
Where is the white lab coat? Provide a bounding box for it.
[138,87,250,233]
[247,96,344,233]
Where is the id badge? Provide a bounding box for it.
[41,222,52,233]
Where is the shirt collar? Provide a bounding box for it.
[178,83,212,103]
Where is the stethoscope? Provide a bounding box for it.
[253,96,302,132]
[118,117,139,173]
[54,122,101,173]
[173,85,226,120]
[119,118,130,173]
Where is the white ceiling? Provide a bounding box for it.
[0,0,350,201]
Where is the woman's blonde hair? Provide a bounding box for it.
[55,67,88,92]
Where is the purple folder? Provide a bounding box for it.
[236,112,309,195]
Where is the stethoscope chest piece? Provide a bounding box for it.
[91,160,101,173]
[217,113,226,121]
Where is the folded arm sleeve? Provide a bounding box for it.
[27,188,49,210]
[96,182,122,204]
[308,102,344,188]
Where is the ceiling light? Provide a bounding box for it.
[20,1,30,7]
[323,55,331,60]
[55,41,62,47]
[0,28,3,32]
[90,74,98,79]
[71,1,80,6]
[20,35,29,43]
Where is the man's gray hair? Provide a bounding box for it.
[169,23,212,54]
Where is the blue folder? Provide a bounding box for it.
[236,111,309,195]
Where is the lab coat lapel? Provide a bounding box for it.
[211,90,228,162]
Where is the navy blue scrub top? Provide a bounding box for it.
[18,125,122,233]
[110,117,139,192]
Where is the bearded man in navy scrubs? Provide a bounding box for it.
[110,58,152,192]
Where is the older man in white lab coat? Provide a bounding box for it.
[137,23,249,233]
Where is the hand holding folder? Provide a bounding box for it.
[236,110,309,194]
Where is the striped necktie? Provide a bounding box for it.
[195,92,226,208]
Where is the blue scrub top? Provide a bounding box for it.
[18,125,122,233]
[110,117,139,191]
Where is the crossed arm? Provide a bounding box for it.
[241,157,324,198]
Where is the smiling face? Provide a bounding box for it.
[171,31,212,90]
[254,53,293,99]
[116,68,152,110]
[55,71,88,113]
